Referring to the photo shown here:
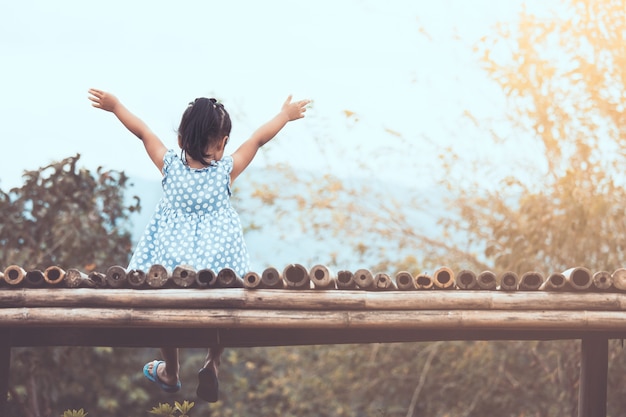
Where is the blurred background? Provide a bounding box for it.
[3,0,626,416]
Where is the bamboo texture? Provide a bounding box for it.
[336,270,357,290]
[415,273,434,290]
[592,271,613,291]
[374,273,397,291]
[106,266,128,288]
[499,271,519,291]
[196,269,217,288]
[283,264,310,289]
[43,266,65,286]
[354,269,375,290]
[172,265,196,288]
[261,267,284,289]
[540,273,567,291]
[309,264,336,290]
[127,269,147,288]
[243,272,262,289]
[564,267,593,291]
[24,270,45,288]
[433,267,455,290]
[519,272,544,291]
[395,271,416,291]
[216,268,244,288]
[477,271,497,290]
[455,270,478,290]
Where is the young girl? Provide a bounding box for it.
[88,88,310,402]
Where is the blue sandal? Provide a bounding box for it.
[143,360,181,393]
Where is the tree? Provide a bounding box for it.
[2,155,151,417]
[0,154,139,271]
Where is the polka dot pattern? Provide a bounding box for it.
[128,150,249,276]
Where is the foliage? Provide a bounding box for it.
[148,400,194,417]
[0,154,139,271]
[61,409,87,417]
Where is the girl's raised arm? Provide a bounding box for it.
[230,95,310,182]
[88,88,167,173]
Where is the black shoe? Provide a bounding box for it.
[197,367,219,402]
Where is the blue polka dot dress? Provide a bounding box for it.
[128,150,250,277]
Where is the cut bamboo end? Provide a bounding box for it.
[88,271,107,288]
[336,270,357,290]
[539,272,566,291]
[196,269,217,288]
[477,271,497,290]
[127,269,147,288]
[309,264,336,290]
[563,267,592,291]
[64,269,95,288]
[44,266,66,285]
[243,272,262,289]
[354,269,374,290]
[146,265,170,288]
[433,267,455,290]
[395,271,416,291]
[172,265,197,288]
[519,272,544,291]
[217,268,244,288]
[611,268,626,291]
[25,270,45,288]
[106,265,128,288]
[499,271,519,291]
[374,273,397,290]
[592,271,613,290]
[4,265,26,286]
[455,270,478,290]
[415,273,434,290]
[283,264,311,289]
[262,267,284,289]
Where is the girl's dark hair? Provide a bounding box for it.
[178,97,232,166]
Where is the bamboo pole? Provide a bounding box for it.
[519,272,544,291]
[455,270,478,290]
[196,269,217,288]
[261,267,284,289]
[354,269,374,290]
[105,265,128,288]
[564,267,593,291]
[336,270,357,290]
[592,271,613,291]
[64,269,96,288]
[477,271,497,290]
[88,271,107,288]
[395,271,416,291]
[216,268,244,288]
[578,336,608,417]
[127,269,147,288]
[499,271,519,291]
[309,265,336,290]
[172,265,197,288]
[612,268,626,291]
[43,266,66,286]
[23,270,45,288]
[433,267,455,290]
[415,273,434,290]
[5,307,626,331]
[540,272,567,291]
[374,273,397,291]
[146,264,170,288]
[5,288,626,311]
[243,272,262,289]
[3,265,26,286]
[283,264,311,289]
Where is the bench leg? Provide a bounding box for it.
[578,336,608,417]
[0,345,9,415]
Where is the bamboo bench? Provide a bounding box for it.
[2,264,626,417]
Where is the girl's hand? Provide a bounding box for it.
[281,95,311,121]
[88,88,119,112]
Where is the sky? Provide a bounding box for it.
[0,0,534,191]
[2,0,562,271]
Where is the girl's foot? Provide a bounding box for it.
[143,360,181,393]
[197,362,219,402]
